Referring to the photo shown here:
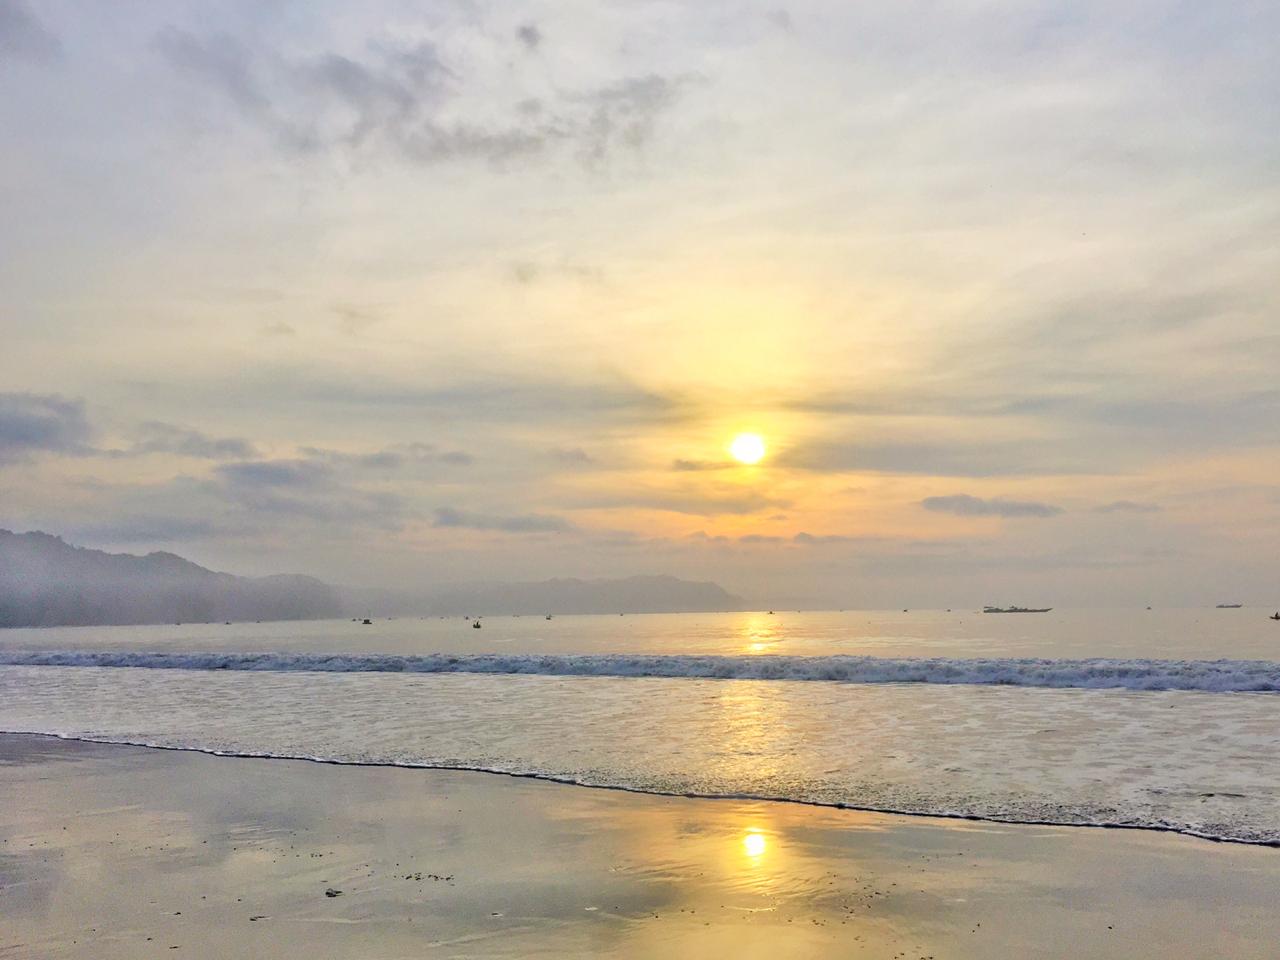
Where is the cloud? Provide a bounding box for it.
[299,443,474,469]
[515,23,542,52]
[573,74,692,167]
[792,532,858,544]
[299,447,403,469]
[216,459,333,488]
[69,516,222,544]
[212,459,405,528]
[1095,500,1161,514]
[0,0,60,63]
[155,28,691,169]
[782,439,1092,477]
[921,494,1063,518]
[671,458,733,472]
[566,481,790,516]
[731,532,867,546]
[766,9,793,32]
[333,304,382,335]
[510,260,604,286]
[0,393,92,464]
[124,421,258,460]
[433,506,573,533]
[261,373,684,426]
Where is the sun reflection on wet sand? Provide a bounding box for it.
[8,737,1280,959]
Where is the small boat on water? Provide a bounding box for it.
[1216,603,1243,609]
[1270,612,1280,621]
[983,605,1052,614]
[472,620,482,629]
[545,614,553,620]
[361,618,372,625]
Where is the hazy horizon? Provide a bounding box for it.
[3,1,1278,609]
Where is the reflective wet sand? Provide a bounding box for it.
[2,734,1278,959]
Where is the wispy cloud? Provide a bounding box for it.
[549,447,593,464]
[122,421,258,460]
[921,494,1063,519]
[1095,500,1161,514]
[672,458,733,472]
[433,506,573,533]
[216,459,332,489]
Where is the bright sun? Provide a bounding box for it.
[729,433,767,465]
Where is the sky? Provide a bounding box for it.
[2,0,1278,607]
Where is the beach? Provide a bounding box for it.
[3,733,1277,959]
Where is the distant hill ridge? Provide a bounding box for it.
[0,529,746,627]
[0,529,341,627]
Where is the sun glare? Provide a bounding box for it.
[729,433,767,465]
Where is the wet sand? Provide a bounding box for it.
[2,734,1277,958]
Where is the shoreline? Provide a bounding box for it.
[10,729,1277,850]
[4,732,1279,959]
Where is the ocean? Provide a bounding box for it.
[1,609,1277,845]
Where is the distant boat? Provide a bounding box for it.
[361,618,372,625]
[983,606,1052,614]
[1270,612,1280,621]
[545,614,553,620]
[472,620,482,629]
[1216,603,1243,609]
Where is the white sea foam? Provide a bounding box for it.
[2,665,1278,846]
[1,650,1277,691]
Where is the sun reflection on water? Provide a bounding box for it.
[739,613,784,654]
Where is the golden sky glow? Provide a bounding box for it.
[2,2,1278,607]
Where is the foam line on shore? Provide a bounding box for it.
[3,731,1276,848]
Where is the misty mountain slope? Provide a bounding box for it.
[0,530,342,627]
[0,530,746,626]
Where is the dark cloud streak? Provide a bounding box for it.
[433,506,573,533]
[0,393,92,464]
[921,494,1063,518]
[126,421,258,460]
[0,0,60,63]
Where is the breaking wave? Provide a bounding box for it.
[2,650,1277,692]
